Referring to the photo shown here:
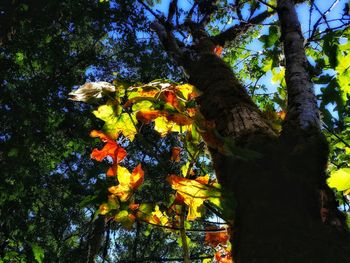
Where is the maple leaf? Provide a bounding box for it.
[170,147,181,162]
[214,45,223,56]
[149,205,169,226]
[163,90,179,108]
[166,113,192,126]
[69,82,116,102]
[114,210,135,229]
[154,116,182,136]
[167,175,221,220]
[205,229,229,247]
[90,130,126,164]
[136,110,163,124]
[108,164,144,202]
[98,196,119,215]
[176,83,199,100]
[93,105,137,141]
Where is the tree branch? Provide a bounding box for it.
[137,0,165,23]
[150,21,184,61]
[211,9,275,46]
[211,0,306,47]
[179,207,190,263]
[167,0,178,23]
[277,0,320,130]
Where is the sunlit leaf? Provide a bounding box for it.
[327,168,350,191]
[90,130,126,163]
[31,244,44,263]
[115,210,135,229]
[166,113,192,126]
[69,82,115,102]
[108,164,144,201]
[205,229,229,247]
[176,83,198,100]
[136,110,163,124]
[154,116,182,136]
[171,147,181,162]
[99,196,119,215]
[149,205,169,225]
[167,175,221,220]
[93,104,137,140]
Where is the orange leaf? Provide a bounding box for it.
[129,203,140,211]
[136,110,163,124]
[99,203,109,215]
[171,147,181,162]
[187,108,197,117]
[277,110,286,120]
[214,45,223,56]
[90,130,126,163]
[108,164,144,202]
[106,164,118,177]
[167,175,221,220]
[166,113,192,126]
[195,175,210,185]
[205,229,229,247]
[130,164,144,189]
[163,90,179,108]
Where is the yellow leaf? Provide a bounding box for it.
[271,67,285,84]
[108,165,144,202]
[176,84,198,100]
[93,104,137,140]
[167,175,221,220]
[92,104,119,139]
[149,205,168,226]
[154,116,181,136]
[327,168,350,192]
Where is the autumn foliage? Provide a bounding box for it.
[70,80,233,261]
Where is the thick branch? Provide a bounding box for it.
[151,21,184,61]
[211,0,306,47]
[167,0,178,23]
[277,0,320,130]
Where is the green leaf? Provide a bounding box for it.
[31,244,44,263]
[93,105,137,140]
[15,52,25,63]
[115,210,135,229]
[323,31,341,68]
[327,168,350,191]
[258,26,279,49]
[7,148,18,157]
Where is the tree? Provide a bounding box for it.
[3,0,350,262]
[149,1,350,261]
[70,0,350,262]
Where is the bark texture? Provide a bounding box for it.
[277,0,320,131]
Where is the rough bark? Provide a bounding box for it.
[150,1,350,262]
[278,0,320,131]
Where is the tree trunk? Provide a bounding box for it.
[184,52,350,263]
[151,1,350,261]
